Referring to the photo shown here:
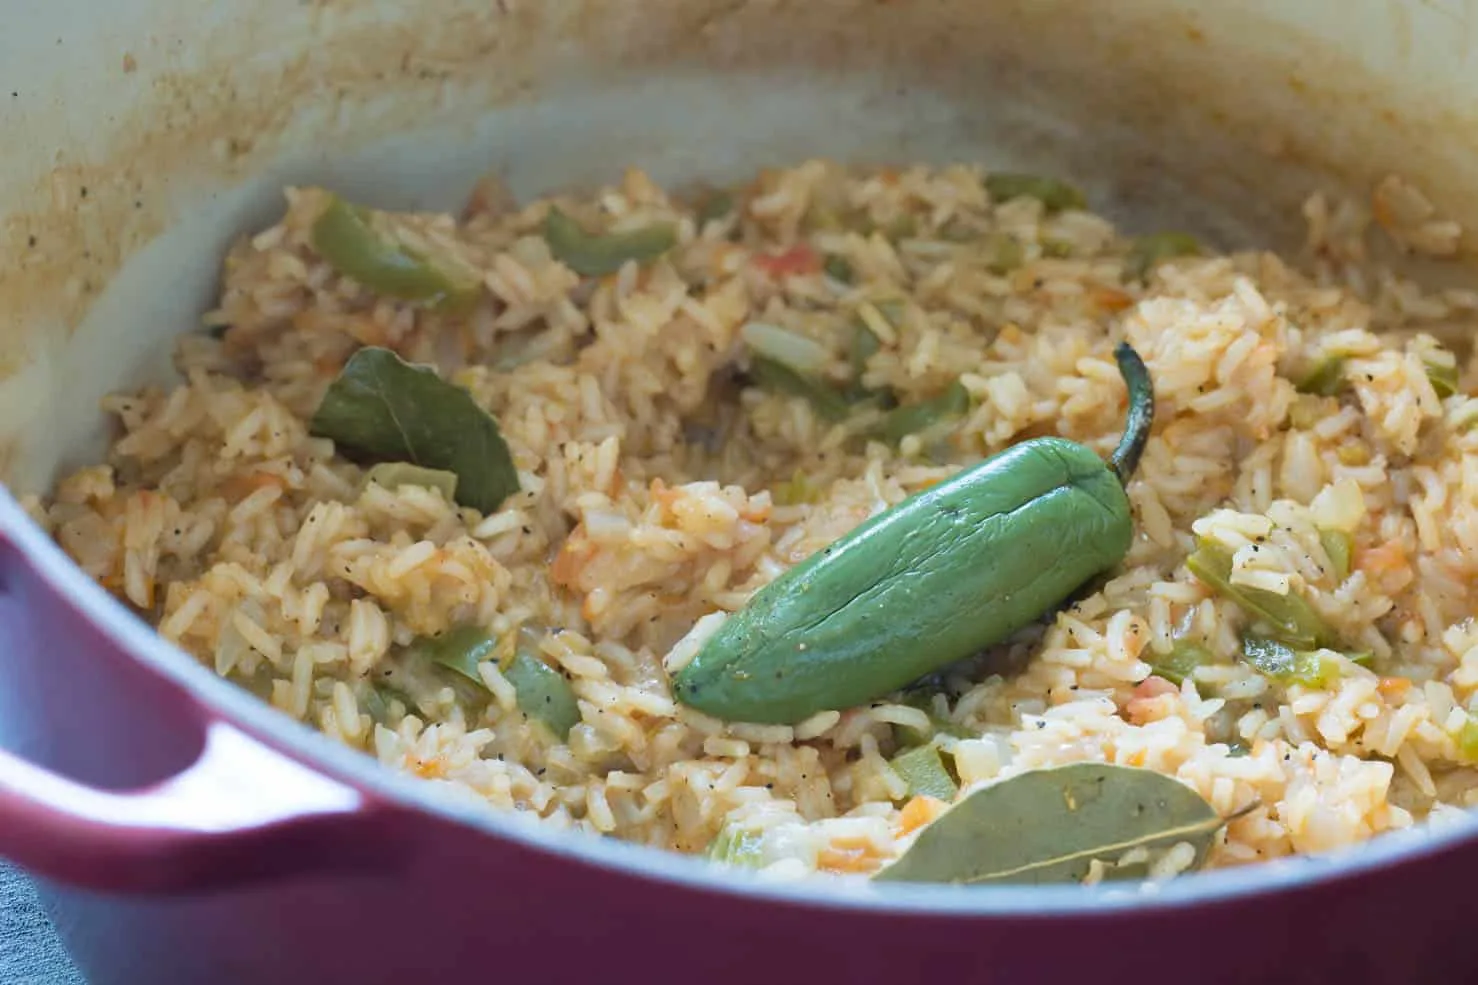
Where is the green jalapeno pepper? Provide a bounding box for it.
[672,342,1155,724]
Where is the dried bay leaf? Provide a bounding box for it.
[873,763,1228,886]
[311,346,519,514]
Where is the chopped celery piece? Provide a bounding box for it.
[1287,394,1327,430]
[1241,636,1341,688]
[1427,358,1461,398]
[985,173,1086,213]
[505,647,581,740]
[890,744,959,802]
[894,690,973,747]
[416,624,579,738]
[311,196,481,305]
[1458,715,1478,762]
[986,235,1025,275]
[884,215,919,241]
[708,824,767,866]
[877,380,970,445]
[748,356,851,422]
[1318,528,1354,582]
[697,190,736,226]
[1188,539,1333,649]
[772,470,820,507]
[1296,356,1348,397]
[1151,640,1213,686]
[874,300,906,325]
[363,683,420,724]
[544,207,676,277]
[364,462,459,502]
[418,624,499,685]
[939,218,978,242]
[849,322,881,384]
[823,254,856,285]
[741,321,830,375]
[1124,232,1201,282]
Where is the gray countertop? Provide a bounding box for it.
[1,863,84,985]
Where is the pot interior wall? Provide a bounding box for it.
[2,0,1477,494]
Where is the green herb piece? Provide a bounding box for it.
[884,216,919,241]
[984,173,1087,213]
[823,254,856,285]
[707,823,767,867]
[1287,394,1327,430]
[310,196,482,306]
[1041,239,1075,259]
[1296,356,1348,397]
[363,683,420,724]
[803,202,846,232]
[875,763,1228,885]
[1241,636,1341,688]
[893,690,974,747]
[741,322,830,375]
[1187,539,1332,649]
[773,470,820,507]
[939,218,978,242]
[543,207,676,277]
[697,190,736,227]
[1458,714,1478,762]
[363,462,459,502]
[890,744,959,802]
[986,235,1025,275]
[873,300,906,327]
[846,301,907,405]
[310,346,520,514]
[1151,640,1213,686]
[416,624,499,685]
[1318,528,1354,582]
[748,355,851,422]
[1124,232,1201,283]
[849,321,881,386]
[1427,358,1461,398]
[877,380,970,445]
[505,646,581,740]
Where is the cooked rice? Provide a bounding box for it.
[32,159,1478,879]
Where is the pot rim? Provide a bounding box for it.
[4,486,1471,914]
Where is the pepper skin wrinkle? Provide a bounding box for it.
[672,343,1154,725]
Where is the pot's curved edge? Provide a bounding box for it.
[3,484,1472,916]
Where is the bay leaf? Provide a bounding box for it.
[310,346,519,514]
[873,763,1226,886]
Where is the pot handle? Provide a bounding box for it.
[0,721,401,893]
[0,503,404,894]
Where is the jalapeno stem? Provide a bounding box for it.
[1108,341,1154,485]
